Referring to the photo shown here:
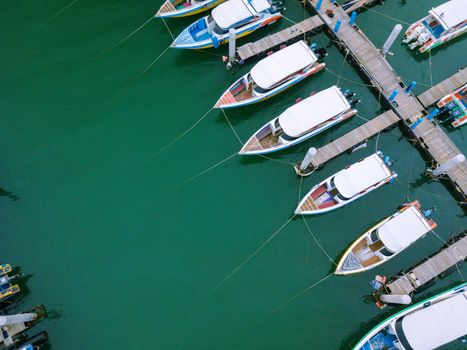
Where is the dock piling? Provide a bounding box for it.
[300,147,317,172]
[333,20,342,33]
[382,24,403,56]
[349,11,357,26]
[228,29,236,65]
[431,154,465,177]
[405,81,417,94]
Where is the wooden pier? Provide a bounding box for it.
[306,111,399,169]
[236,16,324,61]
[305,0,467,198]
[417,66,467,108]
[236,0,380,62]
[377,232,467,297]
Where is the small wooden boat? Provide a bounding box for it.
[403,0,467,53]
[0,264,20,303]
[155,0,226,19]
[215,41,326,108]
[353,282,467,350]
[437,83,467,127]
[171,0,282,49]
[239,86,358,155]
[335,201,437,275]
[0,305,46,347]
[295,152,397,215]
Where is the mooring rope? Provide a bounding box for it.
[42,0,80,24]
[142,106,213,163]
[136,45,171,78]
[93,17,154,58]
[429,229,465,280]
[325,67,377,87]
[257,154,295,166]
[162,17,176,41]
[164,151,238,193]
[266,273,334,316]
[336,50,349,87]
[208,215,296,294]
[361,5,411,26]
[221,108,244,146]
[302,217,337,266]
[428,50,434,87]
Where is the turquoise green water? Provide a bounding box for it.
[0,0,465,349]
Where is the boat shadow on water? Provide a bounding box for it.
[0,186,18,201]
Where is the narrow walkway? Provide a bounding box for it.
[307,0,466,197]
[236,0,380,62]
[377,232,467,297]
[418,66,467,108]
[307,111,399,169]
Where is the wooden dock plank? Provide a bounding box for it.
[418,67,467,107]
[385,235,467,296]
[310,111,399,168]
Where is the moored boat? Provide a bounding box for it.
[155,0,226,19]
[335,201,437,275]
[295,152,397,215]
[353,282,467,350]
[436,83,467,127]
[215,41,326,108]
[0,264,20,303]
[171,0,282,49]
[239,86,358,155]
[403,0,467,53]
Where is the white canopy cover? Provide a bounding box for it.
[249,0,271,13]
[378,205,431,253]
[429,0,467,30]
[401,292,467,349]
[250,41,317,90]
[212,0,253,29]
[334,153,391,199]
[278,86,350,138]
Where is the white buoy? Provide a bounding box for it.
[379,294,412,305]
[382,24,403,56]
[432,154,465,176]
[300,147,317,172]
[228,28,236,63]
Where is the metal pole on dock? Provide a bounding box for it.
[431,154,465,177]
[405,81,416,94]
[349,11,357,26]
[300,147,317,172]
[228,29,236,64]
[334,20,342,33]
[316,0,323,10]
[388,89,398,102]
[382,24,403,56]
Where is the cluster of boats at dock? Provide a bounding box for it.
[154,0,467,348]
[0,265,49,349]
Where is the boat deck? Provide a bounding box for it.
[304,0,467,198]
[157,1,176,14]
[381,233,467,296]
[417,67,467,108]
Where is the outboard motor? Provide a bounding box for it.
[313,47,327,61]
[343,89,355,99]
[350,98,361,107]
[271,1,284,13]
